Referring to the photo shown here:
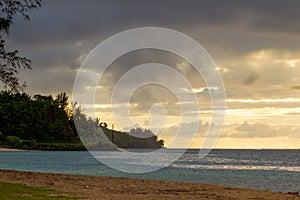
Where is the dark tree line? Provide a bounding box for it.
[0,91,78,148]
[0,91,164,150]
[100,127,164,149]
[73,104,164,150]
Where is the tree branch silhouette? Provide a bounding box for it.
[0,0,41,92]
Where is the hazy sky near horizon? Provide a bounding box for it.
[4,0,300,148]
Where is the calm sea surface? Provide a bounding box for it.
[0,149,299,193]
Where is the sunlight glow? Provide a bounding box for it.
[226,98,300,103]
[274,59,299,68]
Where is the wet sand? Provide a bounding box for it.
[0,170,299,199]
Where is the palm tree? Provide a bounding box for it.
[55,92,69,110]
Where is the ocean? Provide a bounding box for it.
[0,149,299,193]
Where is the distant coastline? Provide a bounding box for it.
[1,145,299,152]
[0,92,164,151]
[0,143,166,151]
[0,143,86,151]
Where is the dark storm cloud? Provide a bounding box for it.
[10,0,300,47]
[10,0,239,45]
[23,44,81,69]
[98,49,193,89]
[4,0,300,96]
[244,1,300,34]
[19,67,77,95]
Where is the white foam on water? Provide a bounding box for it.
[170,163,300,172]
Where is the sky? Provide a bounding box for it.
[4,0,300,149]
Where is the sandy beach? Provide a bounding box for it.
[0,170,299,200]
[0,147,26,152]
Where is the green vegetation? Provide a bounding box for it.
[0,182,78,200]
[0,91,164,150]
[88,126,164,149]
[0,91,83,150]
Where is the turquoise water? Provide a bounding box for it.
[0,149,299,193]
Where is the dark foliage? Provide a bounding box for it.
[0,91,78,147]
[100,127,164,149]
[0,0,41,92]
[73,106,164,149]
[0,91,164,150]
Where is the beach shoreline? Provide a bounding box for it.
[0,147,26,152]
[0,169,299,199]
